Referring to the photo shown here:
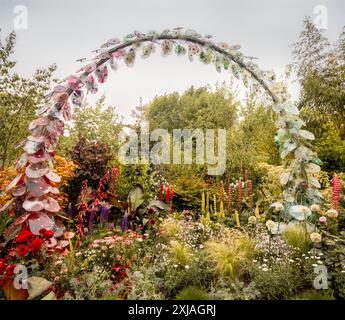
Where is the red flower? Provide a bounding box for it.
[44,230,54,239]
[26,233,36,243]
[39,228,47,235]
[17,245,30,257]
[149,219,156,226]
[0,262,7,275]
[124,264,130,269]
[5,264,16,277]
[15,235,27,243]
[31,238,44,253]
[0,279,4,287]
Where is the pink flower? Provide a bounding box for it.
[319,216,327,223]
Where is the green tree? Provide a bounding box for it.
[135,84,239,130]
[58,95,122,157]
[0,31,57,168]
[290,18,345,171]
[291,18,345,137]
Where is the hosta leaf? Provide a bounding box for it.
[147,200,170,211]
[128,184,144,212]
[289,205,311,221]
[41,291,57,300]
[27,277,52,300]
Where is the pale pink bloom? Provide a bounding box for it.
[319,216,327,223]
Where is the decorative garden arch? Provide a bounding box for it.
[2,28,323,240]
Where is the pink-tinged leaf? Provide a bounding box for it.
[66,75,81,90]
[0,198,15,212]
[28,117,49,130]
[53,92,69,104]
[23,198,45,212]
[28,135,46,143]
[45,171,61,183]
[24,140,42,154]
[58,240,69,248]
[3,223,21,241]
[43,186,59,195]
[95,65,108,83]
[28,213,54,235]
[84,62,97,73]
[112,49,126,58]
[71,90,84,107]
[14,212,32,225]
[37,104,51,116]
[25,177,50,197]
[28,149,51,164]
[45,237,57,248]
[12,183,26,197]
[62,103,72,121]
[5,173,23,192]
[44,197,60,213]
[26,163,49,179]
[54,224,65,238]
[53,85,67,93]
[15,153,28,170]
[46,120,65,136]
[44,142,56,153]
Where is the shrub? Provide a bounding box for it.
[248,261,304,299]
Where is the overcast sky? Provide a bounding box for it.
[0,0,344,123]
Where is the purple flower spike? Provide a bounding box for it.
[67,203,73,217]
[100,205,109,223]
[121,212,129,232]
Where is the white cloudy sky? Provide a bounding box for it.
[0,0,344,123]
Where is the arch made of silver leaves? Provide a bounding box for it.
[1,28,323,242]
